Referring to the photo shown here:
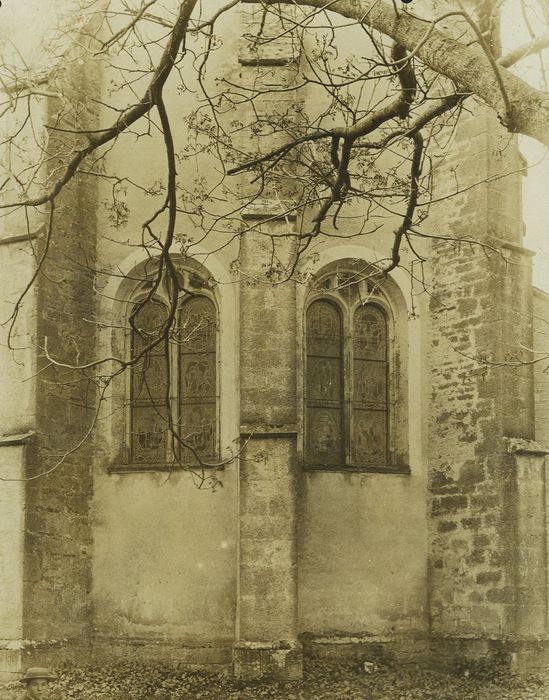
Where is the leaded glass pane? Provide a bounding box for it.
[130,299,169,463]
[352,304,388,466]
[306,356,341,402]
[177,296,216,352]
[353,359,386,408]
[179,296,217,464]
[354,305,387,360]
[179,402,216,462]
[352,409,387,466]
[306,407,343,466]
[131,300,168,395]
[132,353,169,400]
[132,299,167,344]
[306,300,344,466]
[306,300,342,357]
[131,405,168,464]
[181,353,216,398]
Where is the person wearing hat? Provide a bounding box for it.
[19,667,56,700]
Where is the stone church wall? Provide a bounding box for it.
[1,1,549,681]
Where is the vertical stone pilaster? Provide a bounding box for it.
[497,244,535,439]
[506,441,549,637]
[236,3,302,207]
[234,6,303,679]
[234,213,302,680]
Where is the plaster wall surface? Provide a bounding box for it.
[298,471,428,635]
[0,446,25,640]
[89,9,242,646]
[93,470,237,643]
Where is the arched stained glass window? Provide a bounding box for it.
[178,296,217,464]
[305,288,390,469]
[130,299,169,464]
[305,300,344,466]
[126,276,218,469]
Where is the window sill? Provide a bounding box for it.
[106,463,223,474]
[303,464,411,475]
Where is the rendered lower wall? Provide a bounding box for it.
[298,472,429,640]
[0,444,26,681]
[92,468,237,662]
[0,446,25,641]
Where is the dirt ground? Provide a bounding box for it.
[1,660,548,700]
